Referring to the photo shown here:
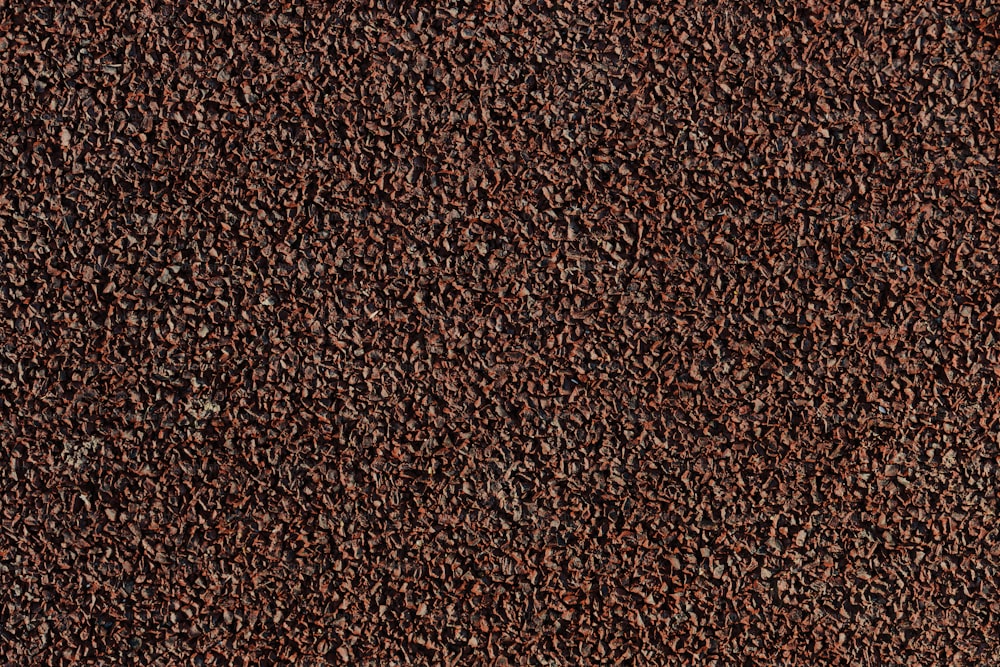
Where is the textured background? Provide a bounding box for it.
[3,1,1000,664]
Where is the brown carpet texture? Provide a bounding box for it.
[3,1,1000,664]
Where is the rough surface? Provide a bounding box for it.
[3,1,1000,665]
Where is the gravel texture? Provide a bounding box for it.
[3,1,1000,665]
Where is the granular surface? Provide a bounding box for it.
[3,1,1000,665]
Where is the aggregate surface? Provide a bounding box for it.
[3,1,1000,665]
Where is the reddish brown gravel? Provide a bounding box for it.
[3,1,1000,665]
